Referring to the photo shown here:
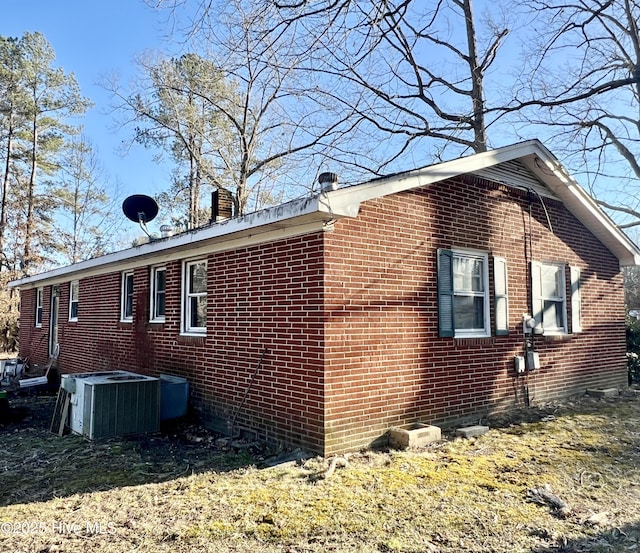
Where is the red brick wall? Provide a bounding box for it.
[16,174,627,455]
[18,286,47,362]
[18,234,325,452]
[323,175,626,453]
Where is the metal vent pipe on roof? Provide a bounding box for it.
[160,225,174,238]
[319,172,339,191]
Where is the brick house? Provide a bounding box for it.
[10,140,640,455]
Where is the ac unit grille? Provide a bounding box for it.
[87,378,160,440]
[64,371,160,440]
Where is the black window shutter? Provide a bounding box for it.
[437,249,454,337]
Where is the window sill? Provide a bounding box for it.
[454,332,491,340]
[542,333,572,342]
[177,334,206,346]
[180,331,206,338]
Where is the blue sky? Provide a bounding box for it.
[2,0,178,203]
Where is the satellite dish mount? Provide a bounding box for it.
[122,195,159,239]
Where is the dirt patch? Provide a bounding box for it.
[0,390,270,507]
[2,389,640,552]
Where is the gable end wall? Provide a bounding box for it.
[323,175,626,453]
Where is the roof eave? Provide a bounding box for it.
[519,148,640,268]
[9,193,354,289]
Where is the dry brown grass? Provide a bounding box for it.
[2,391,640,552]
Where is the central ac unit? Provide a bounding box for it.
[61,370,160,440]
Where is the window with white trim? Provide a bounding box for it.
[531,261,567,334]
[182,259,207,334]
[120,271,134,322]
[35,287,43,327]
[150,266,166,323]
[438,249,490,338]
[69,280,79,321]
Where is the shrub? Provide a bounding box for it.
[627,311,640,384]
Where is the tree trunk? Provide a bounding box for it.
[0,109,14,266]
[461,0,488,153]
[23,112,38,273]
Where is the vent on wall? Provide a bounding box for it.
[61,370,160,440]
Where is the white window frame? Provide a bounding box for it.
[150,265,166,323]
[120,270,134,322]
[493,257,509,335]
[35,287,43,327]
[438,249,490,338]
[531,261,568,335]
[69,280,79,322]
[452,250,490,338]
[182,258,207,335]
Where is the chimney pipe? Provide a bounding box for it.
[319,172,338,191]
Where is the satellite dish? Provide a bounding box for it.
[122,194,159,240]
[122,194,159,224]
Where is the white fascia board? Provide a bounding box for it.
[10,141,548,290]
[10,194,352,290]
[320,140,547,208]
[520,148,640,267]
[323,138,640,267]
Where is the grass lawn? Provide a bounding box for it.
[2,390,640,552]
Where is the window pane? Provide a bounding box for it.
[541,266,560,297]
[543,300,563,329]
[190,296,207,328]
[126,289,133,318]
[36,289,43,325]
[70,281,79,320]
[155,269,166,293]
[454,296,484,329]
[154,269,166,318]
[123,274,134,318]
[189,263,206,293]
[155,292,165,318]
[453,257,484,292]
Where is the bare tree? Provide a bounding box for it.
[263,0,511,163]
[129,0,358,216]
[51,134,120,264]
[506,0,640,229]
[148,0,512,187]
